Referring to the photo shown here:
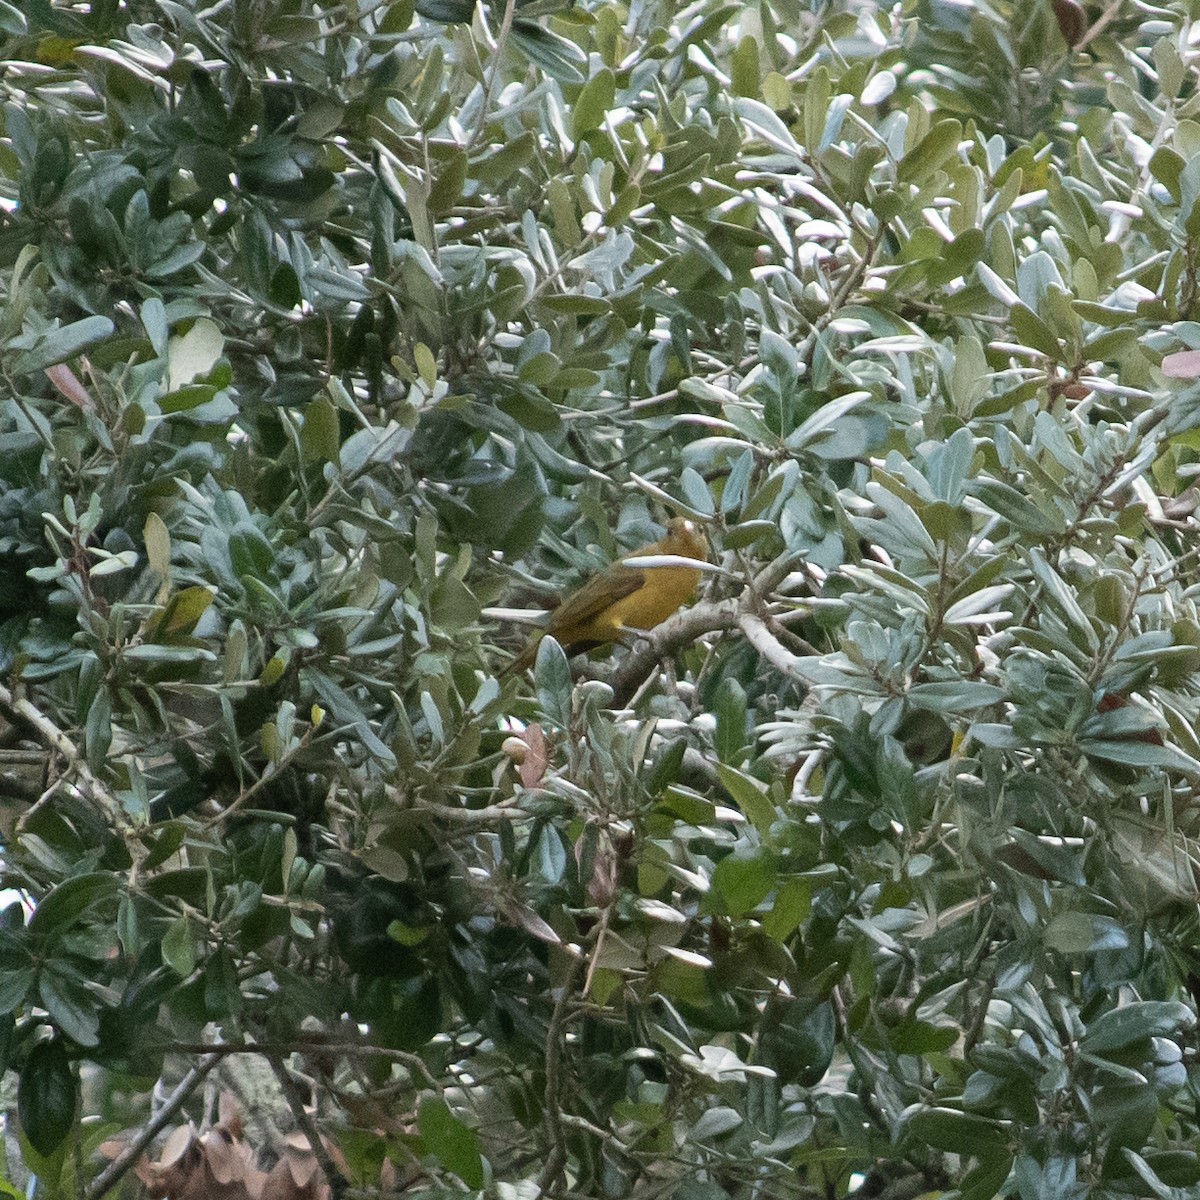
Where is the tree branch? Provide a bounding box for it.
[739,613,815,676]
[265,1052,350,1200]
[536,956,584,1197]
[85,1053,222,1200]
[386,788,530,824]
[0,683,137,838]
[600,549,811,702]
[602,598,741,703]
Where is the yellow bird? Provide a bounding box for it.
[507,518,709,674]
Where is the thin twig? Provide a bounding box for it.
[265,1052,349,1200]
[536,956,583,1196]
[164,1039,443,1090]
[468,0,519,152]
[387,790,531,824]
[0,683,137,839]
[202,726,314,831]
[1074,0,1126,53]
[84,1054,222,1200]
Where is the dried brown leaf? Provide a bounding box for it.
[44,363,93,409]
[517,722,548,788]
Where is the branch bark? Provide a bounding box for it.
[85,1053,222,1200]
[601,598,741,704]
[0,682,137,839]
[739,612,813,676]
[599,548,811,703]
[266,1052,350,1200]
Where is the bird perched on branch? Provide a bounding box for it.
[506,517,709,674]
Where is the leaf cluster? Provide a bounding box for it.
[5,1,1200,1199]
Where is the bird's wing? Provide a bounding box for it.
[547,562,646,632]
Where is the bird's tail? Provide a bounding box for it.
[500,635,541,677]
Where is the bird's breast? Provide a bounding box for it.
[602,566,702,634]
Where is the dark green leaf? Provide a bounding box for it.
[19,1038,75,1157]
[38,964,101,1047]
[12,316,114,374]
[573,69,616,139]
[1082,1002,1194,1055]
[907,1108,1008,1160]
[510,21,588,83]
[418,1097,484,1188]
[1044,912,1129,955]
[28,875,119,941]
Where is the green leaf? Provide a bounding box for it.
[713,676,748,764]
[534,636,572,728]
[84,688,112,772]
[141,296,168,354]
[906,1108,1008,1160]
[758,998,834,1086]
[707,851,777,917]
[761,878,810,942]
[166,317,224,390]
[510,21,587,83]
[19,1038,75,1158]
[1082,1002,1194,1055]
[968,479,1065,536]
[573,68,615,139]
[117,894,138,957]
[159,383,218,414]
[1044,912,1129,955]
[0,959,33,1016]
[907,681,1004,711]
[532,825,567,886]
[1124,1149,1200,1200]
[1009,302,1062,360]
[681,467,715,516]
[1149,147,1185,203]
[37,964,101,1046]
[414,0,475,19]
[721,449,755,514]
[302,395,341,463]
[714,763,775,834]
[889,1018,959,1055]
[161,916,196,978]
[418,1097,484,1188]
[0,1,27,34]
[28,874,118,941]
[0,1011,11,1076]
[897,118,962,184]
[12,316,114,374]
[730,35,761,99]
[152,587,215,640]
[961,1156,1015,1200]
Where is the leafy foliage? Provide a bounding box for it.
[4,1,1200,1198]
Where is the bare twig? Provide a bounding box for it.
[468,0,519,152]
[203,725,314,831]
[536,956,583,1196]
[1074,0,1125,53]
[265,1052,349,1200]
[164,1039,443,1090]
[0,683,137,839]
[739,613,815,676]
[386,788,530,824]
[84,1054,222,1200]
